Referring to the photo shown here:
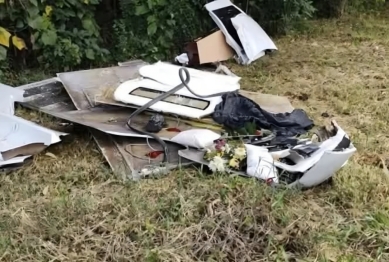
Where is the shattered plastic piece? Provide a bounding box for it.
[0,114,65,159]
[0,83,24,115]
[245,144,279,183]
[291,144,320,158]
[205,0,277,65]
[175,53,189,65]
[290,145,356,188]
[274,121,351,173]
[231,13,277,64]
[0,83,67,164]
[145,151,164,159]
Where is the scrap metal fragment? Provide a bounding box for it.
[0,82,67,168]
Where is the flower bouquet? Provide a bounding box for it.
[203,138,247,173]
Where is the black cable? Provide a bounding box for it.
[126,67,233,163]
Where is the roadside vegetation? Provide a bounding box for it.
[1,0,389,261]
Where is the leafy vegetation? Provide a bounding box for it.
[0,0,387,72]
[0,0,108,71]
[113,0,211,61]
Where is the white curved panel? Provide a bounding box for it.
[139,62,240,96]
[114,78,223,119]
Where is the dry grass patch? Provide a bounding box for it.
[1,14,389,261]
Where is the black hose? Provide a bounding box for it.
[126,67,233,163]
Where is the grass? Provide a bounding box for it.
[1,13,389,261]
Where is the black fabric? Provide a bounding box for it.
[212,92,314,137]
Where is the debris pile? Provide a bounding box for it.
[1,59,356,188]
[0,0,356,187]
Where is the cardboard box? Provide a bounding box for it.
[184,30,234,66]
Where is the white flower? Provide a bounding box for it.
[234,147,246,160]
[209,156,227,173]
[224,144,231,153]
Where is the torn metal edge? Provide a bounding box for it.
[0,82,67,167]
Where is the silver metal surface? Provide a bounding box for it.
[16,67,192,180]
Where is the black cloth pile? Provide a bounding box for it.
[212,92,314,137]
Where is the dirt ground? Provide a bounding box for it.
[1,14,389,261]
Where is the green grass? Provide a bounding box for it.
[1,13,389,261]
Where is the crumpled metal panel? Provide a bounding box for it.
[0,81,67,168]
[16,67,192,180]
[41,106,216,139]
[57,60,148,110]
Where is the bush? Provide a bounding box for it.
[113,0,316,61]
[0,0,109,71]
[113,0,211,62]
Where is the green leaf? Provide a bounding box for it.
[101,48,110,55]
[82,18,96,34]
[147,0,153,9]
[29,0,38,6]
[166,30,173,40]
[166,19,175,26]
[135,5,149,15]
[147,15,156,23]
[147,22,157,36]
[157,0,167,6]
[41,30,57,46]
[64,9,76,17]
[85,49,95,60]
[0,45,6,61]
[16,19,24,29]
[244,122,257,135]
[27,16,44,29]
[27,7,39,17]
[77,11,84,19]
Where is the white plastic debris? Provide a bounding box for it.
[175,53,189,65]
[171,129,221,149]
[204,0,277,65]
[274,121,349,173]
[0,83,67,168]
[231,13,278,64]
[0,83,24,115]
[114,62,241,118]
[245,144,279,183]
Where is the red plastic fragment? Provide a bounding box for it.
[145,151,164,159]
[166,127,181,132]
[266,178,274,185]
